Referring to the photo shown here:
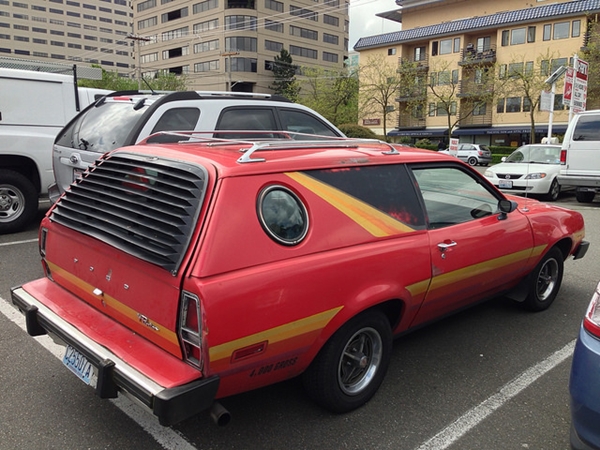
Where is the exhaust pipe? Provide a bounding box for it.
[210,402,231,426]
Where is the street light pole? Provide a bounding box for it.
[221,51,239,91]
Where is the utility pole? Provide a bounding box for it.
[221,51,239,91]
[127,34,151,90]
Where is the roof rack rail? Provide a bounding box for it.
[141,131,400,162]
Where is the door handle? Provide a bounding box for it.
[437,240,457,252]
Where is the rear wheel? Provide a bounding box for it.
[467,157,478,166]
[575,190,595,203]
[521,248,564,311]
[303,310,392,413]
[0,170,38,234]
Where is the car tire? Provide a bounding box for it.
[544,179,560,201]
[467,157,478,166]
[0,169,38,234]
[521,247,564,311]
[575,190,595,203]
[302,310,392,413]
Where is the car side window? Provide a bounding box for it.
[411,166,499,229]
[216,108,278,138]
[278,108,339,138]
[304,164,426,230]
[572,115,600,141]
[147,107,200,143]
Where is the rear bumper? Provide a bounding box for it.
[11,284,219,426]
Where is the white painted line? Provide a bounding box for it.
[0,296,197,450]
[416,340,576,450]
[0,238,38,247]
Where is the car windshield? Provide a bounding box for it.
[504,145,560,164]
[56,100,150,153]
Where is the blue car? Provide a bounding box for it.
[570,282,600,450]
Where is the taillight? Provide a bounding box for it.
[40,227,48,257]
[583,284,600,338]
[478,150,483,156]
[179,292,204,370]
[560,149,567,164]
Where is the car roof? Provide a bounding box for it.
[112,137,454,178]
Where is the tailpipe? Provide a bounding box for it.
[210,402,231,426]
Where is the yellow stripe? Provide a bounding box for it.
[286,172,415,237]
[46,261,179,347]
[209,306,343,363]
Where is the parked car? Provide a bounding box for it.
[484,144,564,201]
[12,135,588,427]
[440,143,493,166]
[569,281,600,450]
[50,90,344,202]
[559,109,600,203]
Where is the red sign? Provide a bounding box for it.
[362,118,381,126]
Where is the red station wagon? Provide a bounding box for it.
[12,133,589,426]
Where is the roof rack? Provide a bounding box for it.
[141,131,400,163]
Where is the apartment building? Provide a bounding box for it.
[354,0,597,146]
[131,0,349,92]
[0,0,133,74]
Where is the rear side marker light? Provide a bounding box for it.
[179,292,203,369]
[232,341,268,362]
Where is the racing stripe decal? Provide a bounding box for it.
[285,171,415,237]
[209,306,343,363]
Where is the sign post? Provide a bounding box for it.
[567,55,588,122]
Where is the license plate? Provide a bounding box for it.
[63,345,97,387]
[499,180,513,188]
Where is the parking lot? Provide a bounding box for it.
[1,192,599,450]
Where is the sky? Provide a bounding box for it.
[348,0,402,50]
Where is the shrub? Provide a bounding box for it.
[338,124,378,139]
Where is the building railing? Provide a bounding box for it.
[457,106,493,127]
[397,114,426,129]
[458,44,497,66]
[456,80,494,98]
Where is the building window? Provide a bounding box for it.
[290,25,317,40]
[138,17,157,29]
[265,39,282,52]
[387,48,396,56]
[194,39,219,53]
[289,44,317,59]
[572,20,581,38]
[527,26,536,43]
[523,97,532,112]
[162,26,188,41]
[508,62,524,78]
[553,21,569,40]
[506,97,521,113]
[137,0,156,12]
[324,33,338,45]
[439,38,452,54]
[162,7,188,23]
[497,98,505,113]
[501,30,509,46]
[428,103,436,116]
[473,102,486,116]
[265,19,282,32]
[453,37,460,53]
[265,0,283,12]
[323,14,338,26]
[229,57,257,72]
[323,51,338,63]
[225,15,257,31]
[543,24,551,41]
[511,27,526,45]
[193,0,217,14]
[225,36,257,52]
[194,18,218,33]
[290,6,317,21]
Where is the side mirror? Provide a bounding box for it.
[498,199,518,220]
[501,156,507,162]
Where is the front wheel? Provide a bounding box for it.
[521,247,564,311]
[302,310,392,413]
[544,179,560,201]
[0,170,38,234]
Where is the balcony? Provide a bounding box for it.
[458,45,496,66]
[456,80,494,98]
[397,114,426,129]
[457,105,492,128]
[397,56,429,72]
[226,0,255,8]
[396,86,428,102]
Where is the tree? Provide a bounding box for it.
[269,49,300,102]
[358,54,404,138]
[78,66,187,91]
[497,51,557,144]
[581,20,600,109]
[298,66,358,125]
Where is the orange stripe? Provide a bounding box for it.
[286,171,415,237]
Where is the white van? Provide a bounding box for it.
[558,110,600,203]
[0,67,109,233]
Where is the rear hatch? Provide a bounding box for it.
[43,149,211,358]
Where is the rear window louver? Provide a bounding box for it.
[50,153,208,274]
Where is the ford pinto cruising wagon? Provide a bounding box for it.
[12,133,589,426]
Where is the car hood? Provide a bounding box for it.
[489,162,561,175]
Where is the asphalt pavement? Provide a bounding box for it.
[0,193,598,450]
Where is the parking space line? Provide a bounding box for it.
[0,296,197,450]
[416,340,575,450]
[0,238,38,247]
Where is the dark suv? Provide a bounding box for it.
[50,91,344,201]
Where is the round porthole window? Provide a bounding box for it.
[258,186,309,245]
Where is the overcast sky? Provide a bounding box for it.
[348,0,402,50]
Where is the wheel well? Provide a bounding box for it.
[553,238,572,261]
[0,156,41,193]
[367,299,403,331]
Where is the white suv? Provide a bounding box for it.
[50,91,344,201]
